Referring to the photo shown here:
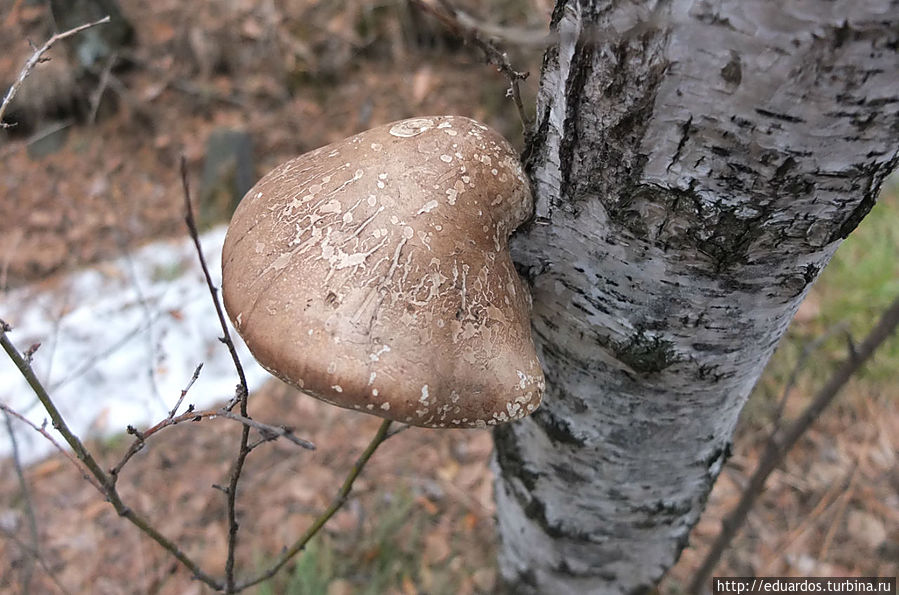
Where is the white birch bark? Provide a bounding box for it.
[493,1,899,592]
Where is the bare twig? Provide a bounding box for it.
[109,403,314,482]
[0,402,102,492]
[224,375,251,590]
[0,228,24,292]
[180,157,252,592]
[88,52,117,124]
[0,321,220,588]
[3,408,41,592]
[688,293,899,593]
[109,364,204,481]
[771,465,850,560]
[110,49,247,108]
[0,16,111,128]
[236,419,394,591]
[417,0,669,48]
[770,321,849,428]
[179,157,248,404]
[412,0,531,135]
[168,363,203,419]
[0,524,72,595]
[217,410,315,451]
[49,317,162,393]
[1,319,112,484]
[184,165,390,589]
[817,457,860,559]
[82,64,156,124]
[98,185,168,411]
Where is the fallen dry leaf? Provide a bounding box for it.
[423,528,451,565]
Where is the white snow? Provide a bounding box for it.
[0,226,271,464]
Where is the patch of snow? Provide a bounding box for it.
[0,225,271,464]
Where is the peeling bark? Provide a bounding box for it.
[494,1,899,592]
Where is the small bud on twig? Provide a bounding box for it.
[24,342,41,363]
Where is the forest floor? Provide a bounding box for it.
[0,1,897,593]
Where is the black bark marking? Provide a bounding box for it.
[548,1,567,28]
[832,20,852,49]
[720,51,742,86]
[773,156,797,179]
[493,425,542,492]
[632,497,693,525]
[803,263,820,283]
[561,33,670,220]
[556,558,618,582]
[667,115,693,172]
[695,362,724,382]
[532,407,588,446]
[558,39,595,209]
[522,96,553,176]
[702,442,733,477]
[694,9,736,31]
[550,462,588,484]
[831,153,899,242]
[835,187,877,241]
[777,271,810,297]
[754,107,806,123]
[524,496,595,541]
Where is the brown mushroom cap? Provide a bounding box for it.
[221,116,544,428]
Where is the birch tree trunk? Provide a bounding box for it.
[493,1,899,592]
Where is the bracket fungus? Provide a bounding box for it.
[221,116,544,428]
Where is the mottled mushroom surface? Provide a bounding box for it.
[222,116,544,428]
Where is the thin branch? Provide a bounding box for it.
[3,408,41,592]
[412,0,531,135]
[0,402,102,492]
[817,458,860,560]
[0,524,72,595]
[1,320,111,485]
[116,49,248,107]
[82,64,156,124]
[179,156,249,404]
[216,410,315,451]
[0,16,111,128]
[50,313,161,393]
[181,156,252,592]
[168,363,203,419]
[770,321,849,428]
[88,52,117,124]
[0,227,24,292]
[0,321,221,589]
[417,0,669,48]
[224,404,251,592]
[109,364,204,481]
[235,419,393,591]
[109,404,314,481]
[688,292,899,593]
[97,181,168,412]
